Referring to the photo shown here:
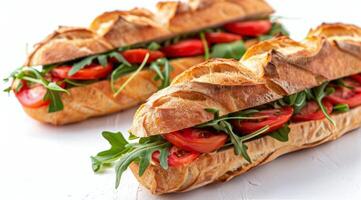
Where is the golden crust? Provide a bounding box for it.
[131,23,361,137]
[25,27,113,66]
[157,0,273,33]
[26,0,273,66]
[130,105,361,195]
[22,57,204,125]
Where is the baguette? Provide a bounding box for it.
[132,23,361,137]
[15,0,273,125]
[130,105,361,194]
[126,23,361,194]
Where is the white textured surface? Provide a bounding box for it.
[0,1,360,200]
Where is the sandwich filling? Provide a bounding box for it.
[4,19,287,113]
[91,74,361,188]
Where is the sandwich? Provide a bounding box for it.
[3,0,286,125]
[91,23,361,194]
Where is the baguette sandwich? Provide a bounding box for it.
[91,23,361,195]
[4,0,285,125]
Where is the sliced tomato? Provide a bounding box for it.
[224,20,272,37]
[161,39,204,58]
[326,86,361,108]
[15,82,49,108]
[292,100,333,122]
[121,49,164,64]
[351,73,361,84]
[52,63,113,80]
[232,106,293,135]
[205,32,242,44]
[163,128,228,153]
[152,146,199,167]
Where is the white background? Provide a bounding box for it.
[0,0,360,200]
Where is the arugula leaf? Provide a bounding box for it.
[97,55,108,67]
[91,131,129,172]
[312,82,336,125]
[5,67,68,113]
[259,23,289,41]
[278,91,306,113]
[333,104,350,113]
[268,124,290,142]
[335,79,354,90]
[147,42,161,51]
[44,90,64,113]
[150,58,173,89]
[128,133,139,140]
[200,32,210,60]
[269,23,289,36]
[110,64,137,93]
[69,55,97,76]
[3,87,11,93]
[113,53,150,97]
[108,51,131,67]
[210,40,246,60]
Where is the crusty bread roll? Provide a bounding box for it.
[26,0,273,66]
[131,23,361,137]
[20,0,273,125]
[128,23,361,194]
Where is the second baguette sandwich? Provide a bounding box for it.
[5,0,284,125]
[91,23,361,195]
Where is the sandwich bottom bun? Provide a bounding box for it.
[130,105,361,195]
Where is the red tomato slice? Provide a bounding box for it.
[161,39,204,58]
[121,49,164,64]
[351,73,361,84]
[152,146,199,167]
[224,20,272,37]
[292,100,333,122]
[205,32,242,44]
[52,63,113,80]
[232,106,293,135]
[15,82,49,108]
[163,128,228,153]
[326,87,361,108]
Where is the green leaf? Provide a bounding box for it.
[3,87,11,93]
[45,90,64,113]
[268,124,290,142]
[128,133,139,140]
[108,52,131,67]
[113,53,150,97]
[200,32,210,60]
[138,150,153,176]
[333,104,350,113]
[210,40,246,60]
[334,79,354,90]
[114,140,170,188]
[150,62,164,81]
[239,143,251,163]
[269,23,289,36]
[110,64,137,93]
[69,55,97,76]
[312,82,335,125]
[46,82,69,93]
[91,131,129,172]
[150,58,173,89]
[159,148,169,170]
[147,42,161,51]
[97,55,108,67]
